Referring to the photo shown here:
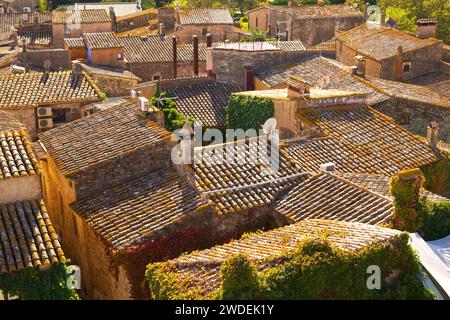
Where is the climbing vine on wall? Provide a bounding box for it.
[151,91,195,131]
[0,263,79,300]
[227,95,274,131]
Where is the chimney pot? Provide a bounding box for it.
[427,122,439,148]
[138,97,149,112]
[158,23,165,36]
[193,35,199,76]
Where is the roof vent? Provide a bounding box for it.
[320,162,335,172]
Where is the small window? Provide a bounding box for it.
[402,61,411,72]
[23,7,31,13]
[117,53,123,60]
[153,75,160,80]
[129,21,134,26]
[202,27,208,36]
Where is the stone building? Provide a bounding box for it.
[0,0,35,13]
[247,3,364,47]
[336,23,443,81]
[0,65,103,138]
[0,123,65,299]
[52,9,113,48]
[0,12,51,42]
[115,8,158,33]
[83,32,124,68]
[174,8,237,43]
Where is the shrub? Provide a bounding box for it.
[151,91,195,131]
[419,199,450,241]
[219,254,259,300]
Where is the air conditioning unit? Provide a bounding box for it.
[37,106,52,117]
[38,118,53,129]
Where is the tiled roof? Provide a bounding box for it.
[84,32,122,49]
[18,28,52,46]
[0,111,24,131]
[71,169,204,249]
[269,40,306,51]
[336,23,441,61]
[52,9,112,24]
[0,199,65,273]
[282,105,441,175]
[0,71,102,109]
[264,4,363,18]
[64,37,85,48]
[117,35,207,63]
[166,81,241,128]
[274,172,393,225]
[178,8,234,25]
[192,139,309,214]
[0,129,40,180]
[116,8,158,22]
[257,55,348,88]
[0,13,52,40]
[159,219,400,296]
[336,172,450,203]
[39,100,172,177]
[361,76,450,108]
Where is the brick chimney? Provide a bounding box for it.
[427,122,439,149]
[137,97,165,127]
[193,35,199,76]
[158,23,165,36]
[416,18,437,39]
[355,55,366,78]
[172,35,177,79]
[109,7,116,32]
[395,46,403,81]
[206,33,213,47]
[244,66,254,91]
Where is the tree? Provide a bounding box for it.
[385,6,416,33]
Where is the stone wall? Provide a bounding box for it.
[17,49,71,71]
[157,8,175,30]
[116,10,158,33]
[210,49,335,88]
[373,98,450,143]
[127,61,206,82]
[89,47,125,69]
[71,140,174,199]
[86,70,140,97]
[174,24,238,43]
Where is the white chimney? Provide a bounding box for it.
[320,162,335,172]
[138,97,149,112]
[180,121,194,164]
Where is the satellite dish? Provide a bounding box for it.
[318,76,330,89]
[367,5,381,24]
[262,118,277,135]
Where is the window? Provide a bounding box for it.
[23,7,31,13]
[402,61,411,72]
[153,75,160,80]
[202,27,208,35]
[117,53,123,60]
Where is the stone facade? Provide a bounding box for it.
[88,47,125,69]
[373,99,450,143]
[16,49,71,71]
[248,6,364,47]
[83,66,141,97]
[209,48,335,88]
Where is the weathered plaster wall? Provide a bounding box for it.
[0,175,41,204]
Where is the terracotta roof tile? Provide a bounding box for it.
[18,28,52,46]
[166,81,241,127]
[117,35,207,63]
[282,105,441,175]
[71,169,204,249]
[274,172,393,225]
[0,129,40,180]
[178,8,233,25]
[265,4,363,18]
[0,70,102,109]
[337,23,441,61]
[0,199,65,273]
[0,13,52,40]
[160,219,400,296]
[84,32,121,49]
[52,9,111,24]
[192,139,309,214]
[64,37,85,48]
[39,100,172,177]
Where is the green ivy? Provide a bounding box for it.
[146,234,434,300]
[419,199,450,241]
[421,154,450,195]
[227,95,274,131]
[0,263,79,300]
[151,91,195,131]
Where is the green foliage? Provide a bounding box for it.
[240,29,276,42]
[240,16,248,31]
[37,0,51,12]
[227,95,274,131]
[385,6,417,32]
[421,155,450,195]
[0,263,79,300]
[419,199,450,241]
[219,254,259,300]
[151,91,195,131]
[389,169,425,232]
[146,234,434,300]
